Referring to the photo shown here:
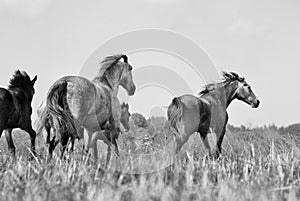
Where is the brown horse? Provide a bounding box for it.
[167,72,260,158]
[120,102,131,132]
[0,70,37,156]
[36,54,135,163]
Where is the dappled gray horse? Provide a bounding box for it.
[36,101,132,152]
[36,54,135,163]
[168,72,260,158]
[0,70,37,156]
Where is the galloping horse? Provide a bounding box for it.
[36,101,131,153]
[0,70,37,156]
[36,54,135,163]
[167,72,260,158]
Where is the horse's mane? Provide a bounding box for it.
[198,83,219,95]
[8,70,32,90]
[198,71,245,95]
[98,54,128,78]
[222,71,244,82]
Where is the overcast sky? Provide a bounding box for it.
[0,0,299,127]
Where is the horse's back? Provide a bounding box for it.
[52,75,111,130]
[57,76,97,120]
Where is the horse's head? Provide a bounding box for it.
[121,102,131,132]
[9,70,37,102]
[118,55,136,96]
[222,71,260,108]
[234,78,260,108]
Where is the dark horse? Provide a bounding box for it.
[36,54,136,164]
[0,70,37,156]
[167,72,260,158]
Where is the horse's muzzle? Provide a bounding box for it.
[252,100,260,108]
[128,86,136,96]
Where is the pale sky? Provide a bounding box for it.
[0,0,299,127]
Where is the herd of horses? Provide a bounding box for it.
[0,54,260,165]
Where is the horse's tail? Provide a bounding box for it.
[46,80,77,138]
[167,97,183,137]
[35,100,48,136]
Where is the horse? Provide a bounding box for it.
[167,72,260,158]
[0,70,37,156]
[36,54,136,164]
[120,102,131,132]
[35,101,131,154]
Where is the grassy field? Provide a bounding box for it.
[0,125,300,201]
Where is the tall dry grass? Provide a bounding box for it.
[0,126,299,201]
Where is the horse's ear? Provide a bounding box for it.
[126,103,129,108]
[31,75,37,85]
[121,55,128,63]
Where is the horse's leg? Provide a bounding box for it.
[5,129,16,155]
[105,145,111,167]
[108,128,120,156]
[89,129,119,166]
[0,128,3,138]
[199,132,211,155]
[0,103,16,157]
[111,136,119,157]
[173,121,190,154]
[199,124,211,156]
[212,120,228,159]
[45,118,51,144]
[84,129,101,163]
[103,130,119,168]
[107,130,119,167]
[49,135,58,158]
[107,97,121,157]
[90,129,119,163]
[216,125,227,157]
[83,129,93,154]
[0,126,6,153]
[70,137,75,153]
[60,134,69,159]
[175,134,189,154]
[68,127,81,153]
[91,132,99,162]
[23,126,36,156]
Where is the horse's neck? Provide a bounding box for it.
[9,88,31,103]
[222,82,238,108]
[93,74,121,96]
[208,81,238,108]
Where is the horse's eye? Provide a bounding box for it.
[128,65,132,71]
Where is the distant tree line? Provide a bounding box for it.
[131,113,167,129]
[130,112,300,136]
[227,123,300,136]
